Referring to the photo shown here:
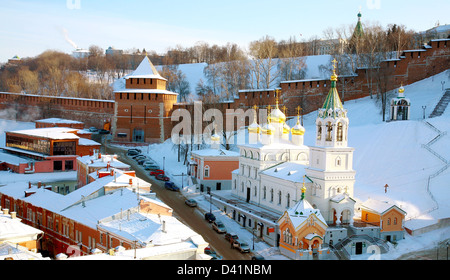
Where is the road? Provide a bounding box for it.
[103,141,251,260]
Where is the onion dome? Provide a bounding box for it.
[283,122,291,134]
[211,133,221,142]
[248,122,261,134]
[398,85,405,98]
[261,122,275,135]
[291,117,305,135]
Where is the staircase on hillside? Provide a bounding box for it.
[429,88,450,118]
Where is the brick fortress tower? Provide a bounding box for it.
[113,56,178,144]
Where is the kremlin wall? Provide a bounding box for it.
[0,38,448,144]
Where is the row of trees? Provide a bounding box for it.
[0,21,423,103]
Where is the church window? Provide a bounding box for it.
[278,191,282,205]
[337,123,343,141]
[254,186,257,197]
[263,186,267,200]
[241,182,244,192]
[286,193,291,208]
[326,122,333,141]
[336,157,341,166]
[317,122,322,140]
[270,189,274,202]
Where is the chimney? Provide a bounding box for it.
[38,182,41,188]
[3,209,9,215]
[107,163,110,171]
[28,182,32,189]
[10,212,16,219]
[98,153,102,159]
[129,178,133,185]
[110,169,114,176]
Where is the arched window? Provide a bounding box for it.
[270,189,274,202]
[394,218,397,225]
[286,193,291,208]
[326,122,333,141]
[263,186,267,200]
[387,218,391,225]
[278,191,282,205]
[204,165,210,178]
[337,123,343,142]
[241,182,244,192]
[317,122,322,140]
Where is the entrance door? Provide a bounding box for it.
[216,182,221,191]
[355,242,363,255]
[246,187,251,203]
[133,128,145,143]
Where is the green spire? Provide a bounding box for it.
[320,59,344,117]
[353,10,364,38]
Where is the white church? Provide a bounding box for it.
[231,61,356,226]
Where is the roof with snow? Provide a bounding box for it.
[260,162,312,184]
[361,198,407,215]
[6,127,80,140]
[191,148,239,158]
[125,56,166,81]
[284,197,327,229]
[35,118,83,125]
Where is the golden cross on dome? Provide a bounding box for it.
[253,104,258,111]
[282,105,287,115]
[332,59,338,72]
[296,106,302,116]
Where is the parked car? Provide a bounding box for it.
[98,129,110,134]
[88,127,98,132]
[185,199,197,207]
[212,220,227,233]
[251,253,265,260]
[204,212,216,223]
[232,240,250,253]
[202,246,223,259]
[137,159,147,165]
[150,170,164,176]
[224,232,238,242]
[164,181,179,191]
[127,150,139,156]
[132,155,146,160]
[145,164,159,171]
[156,174,170,181]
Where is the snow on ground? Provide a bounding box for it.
[1,70,449,259]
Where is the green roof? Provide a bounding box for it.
[321,82,344,117]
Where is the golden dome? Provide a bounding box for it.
[248,122,261,134]
[291,118,305,135]
[283,122,291,134]
[261,123,275,135]
[269,107,286,123]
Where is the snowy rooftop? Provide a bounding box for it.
[361,198,407,215]
[7,127,80,140]
[35,118,83,125]
[0,212,43,240]
[191,148,239,158]
[260,162,311,184]
[125,56,167,81]
[285,198,327,229]
[78,153,130,169]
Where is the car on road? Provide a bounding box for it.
[164,181,179,191]
[98,129,110,134]
[204,212,216,223]
[88,127,98,132]
[144,164,159,171]
[156,174,170,181]
[232,240,250,253]
[133,156,147,162]
[251,253,265,260]
[150,169,164,176]
[185,199,197,207]
[137,159,147,165]
[212,220,227,233]
[127,150,139,156]
[224,232,238,242]
[204,247,223,260]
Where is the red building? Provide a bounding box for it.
[1,127,100,173]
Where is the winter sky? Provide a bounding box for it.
[0,0,449,63]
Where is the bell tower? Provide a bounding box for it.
[306,59,356,225]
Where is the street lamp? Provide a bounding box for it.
[422,106,426,119]
[163,156,165,172]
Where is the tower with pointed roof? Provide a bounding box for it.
[306,59,356,225]
[348,10,365,54]
[113,55,178,143]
